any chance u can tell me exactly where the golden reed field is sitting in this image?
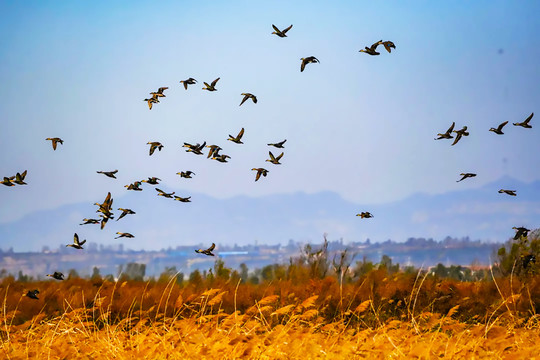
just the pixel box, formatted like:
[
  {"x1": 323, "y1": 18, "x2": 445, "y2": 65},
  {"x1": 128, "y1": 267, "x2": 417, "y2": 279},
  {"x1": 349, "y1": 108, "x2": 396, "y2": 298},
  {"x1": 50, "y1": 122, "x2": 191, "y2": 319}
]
[{"x1": 1, "y1": 266, "x2": 540, "y2": 360}]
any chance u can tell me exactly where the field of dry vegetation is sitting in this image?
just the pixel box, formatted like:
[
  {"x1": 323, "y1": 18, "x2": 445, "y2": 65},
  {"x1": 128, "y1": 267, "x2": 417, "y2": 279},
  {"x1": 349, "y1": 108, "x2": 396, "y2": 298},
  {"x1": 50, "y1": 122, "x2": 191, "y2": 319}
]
[{"x1": 1, "y1": 259, "x2": 540, "y2": 360}]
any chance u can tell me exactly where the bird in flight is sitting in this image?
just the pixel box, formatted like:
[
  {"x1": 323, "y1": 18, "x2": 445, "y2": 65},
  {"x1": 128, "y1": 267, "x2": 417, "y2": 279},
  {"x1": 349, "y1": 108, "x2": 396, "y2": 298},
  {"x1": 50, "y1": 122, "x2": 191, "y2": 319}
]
[
  {"x1": 206, "y1": 144, "x2": 222, "y2": 158},
  {"x1": 1, "y1": 177, "x2": 14, "y2": 187},
  {"x1": 379, "y1": 40, "x2": 396, "y2": 53},
  {"x1": 228, "y1": 128, "x2": 245, "y2": 144},
  {"x1": 202, "y1": 77, "x2": 220, "y2": 91},
  {"x1": 150, "y1": 87, "x2": 168, "y2": 98},
  {"x1": 174, "y1": 196, "x2": 191, "y2": 202},
  {"x1": 156, "y1": 188, "x2": 175, "y2": 198},
  {"x1": 271, "y1": 24, "x2": 293, "y2": 37},
  {"x1": 251, "y1": 168, "x2": 269, "y2": 181},
  {"x1": 66, "y1": 233, "x2": 86, "y2": 249},
  {"x1": 46, "y1": 272, "x2": 65, "y2": 280},
  {"x1": 80, "y1": 218, "x2": 100, "y2": 225},
  {"x1": 115, "y1": 232, "x2": 135, "y2": 239},
  {"x1": 300, "y1": 56, "x2": 319, "y2": 72},
  {"x1": 456, "y1": 173, "x2": 476, "y2": 182},
  {"x1": 359, "y1": 40, "x2": 382, "y2": 56},
  {"x1": 498, "y1": 189, "x2": 517, "y2": 196},
  {"x1": 212, "y1": 154, "x2": 231, "y2": 163},
  {"x1": 97, "y1": 170, "x2": 118, "y2": 179},
  {"x1": 143, "y1": 96, "x2": 159, "y2": 110},
  {"x1": 177, "y1": 171, "x2": 195, "y2": 178},
  {"x1": 512, "y1": 226, "x2": 530, "y2": 240},
  {"x1": 125, "y1": 181, "x2": 143, "y2": 191},
  {"x1": 268, "y1": 139, "x2": 286, "y2": 148},
  {"x1": 142, "y1": 177, "x2": 161, "y2": 185},
  {"x1": 46, "y1": 137, "x2": 64, "y2": 150},
  {"x1": 239, "y1": 93, "x2": 257, "y2": 106},
  {"x1": 451, "y1": 126, "x2": 469, "y2": 146},
  {"x1": 180, "y1": 78, "x2": 197, "y2": 90},
  {"x1": 147, "y1": 142, "x2": 163, "y2": 156},
  {"x1": 13, "y1": 170, "x2": 27, "y2": 185},
  {"x1": 489, "y1": 121, "x2": 508, "y2": 135},
  {"x1": 513, "y1": 112, "x2": 533, "y2": 128},
  {"x1": 117, "y1": 208, "x2": 135, "y2": 221},
  {"x1": 356, "y1": 212, "x2": 374, "y2": 218},
  {"x1": 25, "y1": 290, "x2": 40, "y2": 300},
  {"x1": 183, "y1": 142, "x2": 206, "y2": 155},
  {"x1": 435, "y1": 122, "x2": 455, "y2": 140},
  {"x1": 195, "y1": 243, "x2": 215, "y2": 256},
  {"x1": 266, "y1": 151, "x2": 284, "y2": 165}
]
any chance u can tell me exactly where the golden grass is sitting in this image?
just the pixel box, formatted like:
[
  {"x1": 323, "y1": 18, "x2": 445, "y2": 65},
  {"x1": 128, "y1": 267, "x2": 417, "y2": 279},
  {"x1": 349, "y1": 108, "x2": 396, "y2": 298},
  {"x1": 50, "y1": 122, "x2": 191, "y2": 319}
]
[{"x1": 1, "y1": 272, "x2": 539, "y2": 359}]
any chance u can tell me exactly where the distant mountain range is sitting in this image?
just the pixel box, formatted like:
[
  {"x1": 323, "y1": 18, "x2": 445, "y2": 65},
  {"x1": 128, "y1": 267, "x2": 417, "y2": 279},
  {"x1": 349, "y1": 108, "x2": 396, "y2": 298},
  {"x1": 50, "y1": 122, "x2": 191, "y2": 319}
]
[{"x1": 0, "y1": 176, "x2": 538, "y2": 252}]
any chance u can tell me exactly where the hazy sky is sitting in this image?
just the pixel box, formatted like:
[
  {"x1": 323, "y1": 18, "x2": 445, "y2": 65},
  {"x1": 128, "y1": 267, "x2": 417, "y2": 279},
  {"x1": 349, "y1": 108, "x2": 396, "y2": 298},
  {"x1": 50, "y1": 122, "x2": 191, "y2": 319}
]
[{"x1": 1, "y1": 1, "x2": 540, "y2": 225}]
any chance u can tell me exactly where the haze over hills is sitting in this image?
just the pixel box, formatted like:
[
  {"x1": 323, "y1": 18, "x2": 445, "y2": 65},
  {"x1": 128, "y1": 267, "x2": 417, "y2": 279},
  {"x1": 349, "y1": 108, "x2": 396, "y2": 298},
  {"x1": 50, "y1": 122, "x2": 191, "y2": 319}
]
[{"x1": 0, "y1": 176, "x2": 538, "y2": 252}]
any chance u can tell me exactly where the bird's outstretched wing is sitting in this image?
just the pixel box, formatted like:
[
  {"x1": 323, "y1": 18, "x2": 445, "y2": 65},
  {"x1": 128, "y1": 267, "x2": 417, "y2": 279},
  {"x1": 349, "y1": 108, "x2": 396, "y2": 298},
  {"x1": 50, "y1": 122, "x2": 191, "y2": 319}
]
[{"x1": 282, "y1": 24, "x2": 293, "y2": 34}]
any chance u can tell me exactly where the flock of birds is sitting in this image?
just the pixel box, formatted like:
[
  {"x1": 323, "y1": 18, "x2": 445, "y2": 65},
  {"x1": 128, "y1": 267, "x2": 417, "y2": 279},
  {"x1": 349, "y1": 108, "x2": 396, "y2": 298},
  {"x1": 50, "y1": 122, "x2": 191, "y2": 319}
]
[{"x1": 1, "y1": 24, "x2": 535, "y2": 300}]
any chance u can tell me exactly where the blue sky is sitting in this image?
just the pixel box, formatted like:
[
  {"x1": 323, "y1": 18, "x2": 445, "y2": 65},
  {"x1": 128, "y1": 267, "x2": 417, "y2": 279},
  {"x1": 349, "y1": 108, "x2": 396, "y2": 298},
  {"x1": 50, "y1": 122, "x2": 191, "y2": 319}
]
[{"x1": 1, "y1": 1, "x2": 539, "y2": 228}]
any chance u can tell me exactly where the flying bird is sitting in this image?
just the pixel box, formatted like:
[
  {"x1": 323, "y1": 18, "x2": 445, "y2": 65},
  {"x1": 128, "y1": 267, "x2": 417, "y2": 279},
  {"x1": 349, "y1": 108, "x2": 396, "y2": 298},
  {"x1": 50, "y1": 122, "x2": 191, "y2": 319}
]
[
  {"x1": 512, "y1": 226, "x2": 530, "y2": 240},
  {"x1": 147, "y1": 142, "x2": 163, "y2": 156},
  {"x1": 117, "y1": 208, "x2": 135, "y2": 221},
  {"x1": 522, "y1": 254, "x2": 536, "y2": 269},
  {"x1": 206, "y1": 145, "x2": 222, "y2": 158},
  {"x1": 100, "y1": 216, "x2": 109, "y2": 230},
  {"x1": 95, "y1": 192, "x2": 113, "y2": 216},
  {"x1": 227, "y1": 128, "x2": 245, "y2": 144},
  {"x1": 359, "y1": 40, "x2": 382, "y2": 56},
  {"x1": 1, "y1": 177, "x2": 14, "y2": 187},
  {"x1": 380, "y1": 40, "x2": 396, "y2": 53},
  {"x1": 251, "y1": 168, "x2": 269, "y2": 181},
  {"x1": 150, "y1": 87, "x2": 168, "y2": 98},
  {"x1": 239, "y1": 93, "x2": 257, "y2": 106},
  {"x1": 174, "y1": 196, "x2": 191, "y2": 202},
  {"x1": 300, "y1": 56, "x2": 319, "y2": 72},
  {"x1": 513, "y1": 112, "x2": 533, "y2": 128},
  {"x1": 143, "y1": 96, "x2": 159, "y2": 110},
  {"x1": 115, "y1": 232, "x2": 134, "y2": 239},
  {"x1": 268, "y1": 139, "x2": 286, "y2": 148},
  {"x1": 499, "y1": 189, "x2": 517, "y2": 196},
  {"x1": 456, "y1": 173, "x2": 476, "y2": 182},
  {"x1": 489, "y1": 121, "x2": 508, "y2": 135},
  {"x1": 356, "y1": 212, "x2": 374, "y2": 218},
  {"x1": 156, "y1": 188, "x2": 175, "y2": 198},
  {"x1": 46, "y1": 272, "x2": 64, "y2": 280},
  {"x1": 202, "y1": 77, "x2": 220, "y2": 91},
  {"x1": 142, "y1": 177, "x2": 161, "y2": 185},
  {"x1": 212, "y1": 154, "x2": 231, "y2": 163},
  {"x1": 125, "y1": 181, "x2": 143, "y2": 191},
  {"x1": 66, "y1": 233, "x2": 86, "y2": 250},
  {"x1": 271, "y1": 24, "x2": 293, "y2": 37},
  {"x1": 266, "y1": 151, "x2": 284, "y2": 165},
  {"x1": 177, "y1": 171, "x2": 195, "y2": 178},
  {"x1": 96, "y1": 170, "x2": 118, "y2": 179},
  {"x1": 46, "y1": 137, "x2": 63, "y2": 150},
  {"x1": 183, "y1": 142, "x2": 206, "y2": 155},
  {"x1": 435, "y1": 122, "x2": 455, "y2": 140},
  {"x1": 451, "y1": 126, "x2": 469, "y2": 146},
  {"x1": 13, "y1": 170, "x2": 27, "y2": 185},
  {"x1": 80, "y1": 218, "x2": 100, "y2": 225},
  {"x1": 180, "y1": 78, "x2": 197, "y2": 90},
  {"x1": 25, "y1": 290, "x2": 40, "y2": 300},
  {"x1": 195, "y1": 243, "x2": 215, "y2": 256}
]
